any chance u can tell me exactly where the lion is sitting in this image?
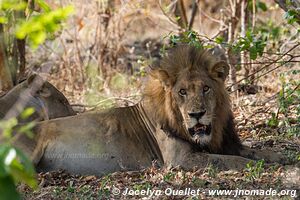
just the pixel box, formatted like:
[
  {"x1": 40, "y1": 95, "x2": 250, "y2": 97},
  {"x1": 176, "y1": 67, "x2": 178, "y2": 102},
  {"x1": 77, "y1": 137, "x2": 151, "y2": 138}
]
[
  {"x1": 9, "y1": 45, "x2": 285, "y2": 175},
  {"x1": 0, "y1": 74, "x2": 76, "y2": 122}
]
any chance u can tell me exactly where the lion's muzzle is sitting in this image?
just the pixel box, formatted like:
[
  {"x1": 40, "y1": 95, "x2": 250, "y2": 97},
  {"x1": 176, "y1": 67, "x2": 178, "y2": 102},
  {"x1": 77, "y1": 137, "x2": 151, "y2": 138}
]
[
  {"x1": 188, "y1": 110, "x2": 206, "y2": 121},
  {"x1": 187, "y1": 110, "x2": 212, "y2": 146},
  {"x1": 187, "y1": 110, "x2": 212, "y2": 136},
  {"x1": 188, "y1": 123, "x2": 212, "y2": 136}
]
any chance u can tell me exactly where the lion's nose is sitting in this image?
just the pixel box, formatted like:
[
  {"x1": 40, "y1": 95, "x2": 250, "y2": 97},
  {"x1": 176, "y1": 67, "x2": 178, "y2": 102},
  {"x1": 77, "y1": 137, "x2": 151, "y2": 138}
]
[{"x1": 188, "y1": 110, "x2": 206, "y2": 120}]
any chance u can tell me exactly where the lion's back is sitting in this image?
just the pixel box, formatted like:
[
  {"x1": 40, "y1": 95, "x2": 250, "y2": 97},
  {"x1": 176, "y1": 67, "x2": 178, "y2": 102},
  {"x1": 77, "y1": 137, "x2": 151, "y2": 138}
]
[{"x1": 36, "y1": 106, "x2": 161, "y2": 175}]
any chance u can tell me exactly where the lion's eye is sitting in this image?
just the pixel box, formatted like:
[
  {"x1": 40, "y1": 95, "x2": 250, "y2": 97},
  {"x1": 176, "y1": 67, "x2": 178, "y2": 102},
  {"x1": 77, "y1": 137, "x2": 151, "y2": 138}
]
[
  {"x1": 203, "y1": 85, "x2": 210, "y2": 93},
  {"x1": 178, "y1": 89, "x2": 187, "y2": 96}
]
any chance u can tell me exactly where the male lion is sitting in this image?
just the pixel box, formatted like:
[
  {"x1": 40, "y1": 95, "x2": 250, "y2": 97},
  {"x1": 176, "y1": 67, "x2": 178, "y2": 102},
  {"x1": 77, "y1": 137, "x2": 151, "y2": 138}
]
[{"x1": 10, "y1": 45, "x2": 284, "y2": 175}]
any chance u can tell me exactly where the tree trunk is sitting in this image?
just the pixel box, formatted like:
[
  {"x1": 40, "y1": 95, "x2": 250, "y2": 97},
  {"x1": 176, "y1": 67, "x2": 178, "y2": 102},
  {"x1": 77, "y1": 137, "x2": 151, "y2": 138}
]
[
  {"x1": 17, "y1": 39, "x2": 26, "y2": 82},
  {"x1": 0, "y1": 24, "x2": 13, "y2": 91}
]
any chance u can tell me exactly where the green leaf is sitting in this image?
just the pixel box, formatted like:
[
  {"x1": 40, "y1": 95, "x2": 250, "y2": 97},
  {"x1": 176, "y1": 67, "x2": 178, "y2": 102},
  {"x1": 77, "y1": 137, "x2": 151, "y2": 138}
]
[
  {"x1": 15, "y1": 5, "x2": 74, "y2": 48},
  {"x1": 1, "y1": 0, "x2": 27, "y2": 11},
  {"x1": 175, "y1": 16, "x2": 181, "y2": 21},
  {"x1": 267, "y1": 113, "x2": 279, "y2": 127},
  {"x1": 7, "y1": 148, "x2": 37, "y2": 189},
  {"x1": 284, "y1": 9, "x2": 299, "y2": 24},
  {"x1": 0, "y1": 176, "x2": 20, "y2": 200},
  {"x1": 0, "y1": 145, "x2": 37, "y2": 189},
  {"x1": 35, "y1": 0, "x2": 52, "y2": 12},
  {"x1": 249, "y1": 46, "x2": 258, "y2": 60},
  {"x1": 20, "y1": 107, "x2": 35, "y2": 120},
  {"x1": 15, "y1": 20, "x2": 43, "y2": 39},
  {"x1": 0, "y1": 145, "x2": 11, "y2": 177},
  {"x1": 257, "y1": 2, "x2": 267, "y2": 11},
  {"x1": 271, "y1": 27, "x2": 280, "y2": 39},
  {"x1": 0, "y1": 118, "x2": 18, "y2": 139},
  {"x1": 255, "y1": 41, "x2": 266, "y2": 56},
  {"x1": 215, "y1": 36, "x2": 224, "y2": 44},
  {"x1": 17, "y1": 122, "x2": 35, "y2": 138},
  {"x1": 246, "y1": 30, "x2": 253, "y2": 41},
  {"x1": 30, "y1": 31, "x2": 47, "y2": 48},
  {"x1": 0, "y1": 16, "x2": 8, "y2": 24}
]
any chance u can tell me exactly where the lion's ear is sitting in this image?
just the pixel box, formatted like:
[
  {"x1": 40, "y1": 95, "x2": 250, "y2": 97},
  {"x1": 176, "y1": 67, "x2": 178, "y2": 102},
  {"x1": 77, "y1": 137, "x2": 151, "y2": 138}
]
[
  {"x1": 27, "y1": 74, "x2": 47, "y2": 96},
  {"x1": 27, "y1": 74, "x2": 44, "y2": 86},
  {"x1": 210, "y1": 61, "x2": 229, "y2": 81},
  {"x1": 151, "y1": 69, "x2": 172, "y2": 89}
]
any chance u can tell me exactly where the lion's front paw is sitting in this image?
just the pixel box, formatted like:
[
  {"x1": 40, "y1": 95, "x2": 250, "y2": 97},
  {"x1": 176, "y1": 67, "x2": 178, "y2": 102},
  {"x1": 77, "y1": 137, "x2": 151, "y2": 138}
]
[{"x1": 240, "y1": 146, "x2": 288, "y2": 164}]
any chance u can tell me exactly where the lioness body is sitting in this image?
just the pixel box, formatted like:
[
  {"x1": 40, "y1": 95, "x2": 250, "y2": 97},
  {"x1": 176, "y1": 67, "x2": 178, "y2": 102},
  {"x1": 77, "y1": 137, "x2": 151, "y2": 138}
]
[
  {"x1": 0, "y1": 74, "x2": 75, "y2": 122},
  {"x1": 10, "y1": 45, "x2": 285, "y2": 175}
]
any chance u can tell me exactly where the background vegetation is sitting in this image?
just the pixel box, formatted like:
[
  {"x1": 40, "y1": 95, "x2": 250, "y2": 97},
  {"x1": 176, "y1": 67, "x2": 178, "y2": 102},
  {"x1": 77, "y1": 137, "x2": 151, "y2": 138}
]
[{"x1": 0, "y1": 0, "x2": 299, "y2": 199}]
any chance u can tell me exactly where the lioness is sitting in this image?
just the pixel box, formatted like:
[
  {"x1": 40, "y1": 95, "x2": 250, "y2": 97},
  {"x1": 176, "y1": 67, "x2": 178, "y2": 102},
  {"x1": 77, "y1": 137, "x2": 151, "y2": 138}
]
[
  {"x1": 0, "y1": 74, "x2": 75, "y2": 122},
  {"x1": 11, "y1": 45, "x2": 284, "y2": 175}
]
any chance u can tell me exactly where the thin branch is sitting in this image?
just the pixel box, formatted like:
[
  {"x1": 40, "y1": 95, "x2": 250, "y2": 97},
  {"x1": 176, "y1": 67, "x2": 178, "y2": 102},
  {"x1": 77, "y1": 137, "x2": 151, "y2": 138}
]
[
  {"x1": 158, "y1": 0, "x2": 182, "y2": 30},
  {"x1": 174, "y1": 0, "x2": 188, "y2": 29},
  {"x1": 188, "y1": 0, "x2": 199, "y2": 30},
  {"x1": 227, "y1": 43, "x2": 300, "y2": 90},
  {"x1": 199, "y1": 9, "x2": 224, "y2": 24},
  {"x1": 229, "y1": 56, "x2": 295, "y2": 94},
  {"x1": 232, "y1": 60, "x2": 300, "y2": 65},
  {"x1": 285, "y1": 83, "x2": 300, "y2": 99}
]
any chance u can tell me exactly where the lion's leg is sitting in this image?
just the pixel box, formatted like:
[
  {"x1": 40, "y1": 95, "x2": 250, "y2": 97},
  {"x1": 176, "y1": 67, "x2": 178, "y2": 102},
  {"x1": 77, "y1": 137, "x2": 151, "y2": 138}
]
[
  {"x1": 178, "y1": 152, "x2": 252, "y2": 171},
  {"x1": 156, "y1": 128, "x2": 252, "y2": 171},
  {"x1": 30, "y1": 125, "x2": 50, "y2": 166},
  {"x1": 30, "y1": 139, "x2": 48, "y2": 166},
  {"x1": 239, "y1": 145, "x2": 287, "y2": 164}
]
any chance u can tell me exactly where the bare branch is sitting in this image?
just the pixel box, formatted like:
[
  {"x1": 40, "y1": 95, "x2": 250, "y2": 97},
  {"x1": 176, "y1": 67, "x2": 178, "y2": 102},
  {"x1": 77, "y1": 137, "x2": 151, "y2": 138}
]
[
  {"x1": 174, "y1": 0, "x2": 188, "y2": 29},
  {"x1": 188, "y1": 0, "x2": 199, "y2": 30},
  {"x1": 158, "y1": 0, "x2": 182, "y2": 30},
  {"x1": 228, "y1": 43, "x2": 300, "y2": 93}
]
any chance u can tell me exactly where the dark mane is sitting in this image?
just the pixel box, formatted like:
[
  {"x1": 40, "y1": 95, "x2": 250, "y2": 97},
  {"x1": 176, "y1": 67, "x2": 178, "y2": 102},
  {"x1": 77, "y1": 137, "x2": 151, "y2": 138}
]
[{"x1": 143, "y1": 45, "x2": 242, "y2": 155}]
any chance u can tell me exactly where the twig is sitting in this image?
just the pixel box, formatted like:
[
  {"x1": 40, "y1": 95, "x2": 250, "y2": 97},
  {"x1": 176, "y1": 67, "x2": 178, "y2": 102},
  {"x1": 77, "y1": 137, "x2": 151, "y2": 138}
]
[
  {"x1": 174, "y1": 0, "x2": 188, "y2": 29},
  {"x1": 232, "y1": 60, "x2": 300, "y2": 65},
  {"x1": 199, "y1": 9, "x2": 223, "y2": 24},
  {"x1": 227, "y1": 43, "x2": 300, "y2": 91},
  {"x1": 229, "y1": 56, "x2": 295, "y2": 94},
  {"x1": 285, "y1": 83, "x2": 300, "y2": 99},
  {"x1": 188, "y1": 0, "x2": 199, "y2": 30},
  {"x1": 158, "y1": 0, "x2": 182, "y2": 30}
]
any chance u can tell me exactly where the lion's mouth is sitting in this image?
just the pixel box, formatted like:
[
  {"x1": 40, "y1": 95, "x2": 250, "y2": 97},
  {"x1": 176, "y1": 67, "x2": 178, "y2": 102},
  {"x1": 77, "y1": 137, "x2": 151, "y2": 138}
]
[{"x1": 188, "y1": 123, "x2": 212, "y2": 136}]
